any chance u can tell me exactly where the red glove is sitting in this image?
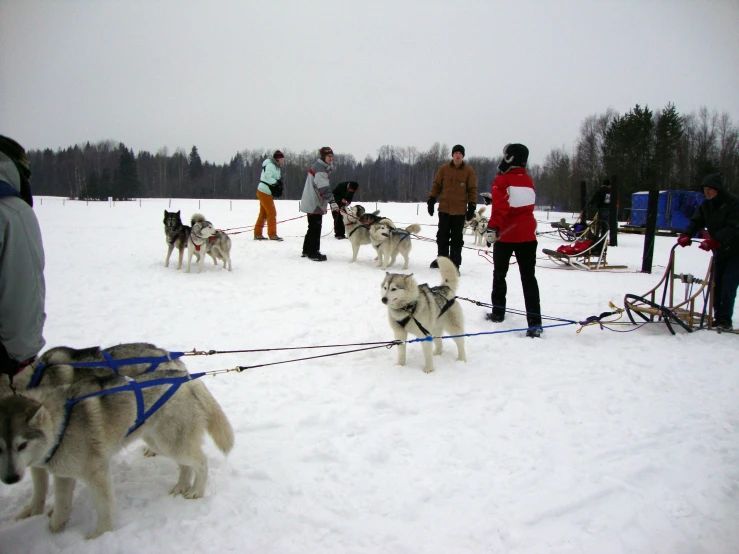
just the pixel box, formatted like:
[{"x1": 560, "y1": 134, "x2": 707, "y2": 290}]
[
  {"x1": 699, "y1": 239, "x2": 721, "y2": 251},
  {"x1": 677, "y1": 234, "x2": 692, "y2": 247}
]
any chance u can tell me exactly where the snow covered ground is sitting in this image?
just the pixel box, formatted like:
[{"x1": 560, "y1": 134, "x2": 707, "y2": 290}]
[{"x1": 1, "y1": 197, "x2": 738, "y2": 554}]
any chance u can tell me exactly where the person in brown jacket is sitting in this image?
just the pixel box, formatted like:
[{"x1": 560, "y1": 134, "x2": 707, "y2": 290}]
[{"x1": 427, "y1": 144, "x2": 478, "y2": 269}]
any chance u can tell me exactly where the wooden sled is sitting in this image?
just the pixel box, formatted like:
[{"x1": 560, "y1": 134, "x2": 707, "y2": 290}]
[
  {"x1": 623, "y1": 244, "x2": 714, "y2": 334},
  {"x1": 542, "y1": 220, "x2": 627, "y2": 270}
]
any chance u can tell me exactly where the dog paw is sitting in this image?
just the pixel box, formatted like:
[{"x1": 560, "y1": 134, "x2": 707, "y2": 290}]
[
  {"x1": 182, "y1": 488, "x2": 204, "y2": 500},
  {"x1": 85, "y1": 527, "x2": 110, "y2": 540},
  {"x1": 170, "y1": 483, "x2": 189, "y2": 496},
  {"x1": 143, "y1": 447, "x2": 158, "y2": 457},
  {"x1": 16, "y1": 503, "x2": 44, "y2": 520},
  {"x1": 48, "y1": 514, "x2": 69, "y2": 533},
  {"x1": 423, "y1": 367, "x2": 435, "y2": 374}
]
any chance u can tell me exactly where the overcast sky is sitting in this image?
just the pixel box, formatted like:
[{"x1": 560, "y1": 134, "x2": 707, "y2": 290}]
[{"x1": 1, "y1": 0, "x2": 738, "y2": 166}]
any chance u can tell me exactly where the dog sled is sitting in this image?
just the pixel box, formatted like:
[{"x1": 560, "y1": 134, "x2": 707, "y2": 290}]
[
  {"x1": 541, "y1": 219, "x2": 626, "y2": 270},
  {"x1": 623, "y1": 244, "x2": 714, "y2": 334}
]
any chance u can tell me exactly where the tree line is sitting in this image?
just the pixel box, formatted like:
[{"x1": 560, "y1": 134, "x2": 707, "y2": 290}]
[{"x1": 26, "y1": 104, "x2": 738, "y2": 213}]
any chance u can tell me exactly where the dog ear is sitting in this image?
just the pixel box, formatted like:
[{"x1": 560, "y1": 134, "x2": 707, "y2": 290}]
[{"x1": 26, "y1": 402, "x2": 47, "y2": 429}]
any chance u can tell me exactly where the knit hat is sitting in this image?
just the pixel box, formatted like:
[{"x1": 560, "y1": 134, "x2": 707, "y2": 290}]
[
  {"x1": 701, "y1": 173, "x2": 724, "y2": 193},
  {"x1": 319, "y1": 146, "x2": 334, "y2": 161},
  {"x1": 497, "y1": 143, "x2": 529, "y2": 174},
  {"x1": 452, "y1": 144, "x2": 465, "y2": 157},
  {"x1": 273, "y1": 150, "x2": 284, "y2": 160}
]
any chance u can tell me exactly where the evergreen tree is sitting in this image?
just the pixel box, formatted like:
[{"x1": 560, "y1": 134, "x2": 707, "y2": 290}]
[
  {"x1": 189, "y1": 145, "x2": 203, "y2": 180},
  {"x1": 112, "y1": 143, "x2": 140, "y2": 199},
  {"x1": 653, "y1": 103, "x2": 684, "y2": 189}
]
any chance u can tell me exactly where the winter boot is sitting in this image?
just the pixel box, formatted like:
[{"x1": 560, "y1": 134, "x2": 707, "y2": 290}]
[{"x1": 254, "y1": 235, "x2": 267, "y2": 241}]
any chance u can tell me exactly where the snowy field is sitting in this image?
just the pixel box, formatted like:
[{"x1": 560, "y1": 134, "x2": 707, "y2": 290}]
[{"x1": 1, "y1": 197, "x2": 738, "y2": 554}]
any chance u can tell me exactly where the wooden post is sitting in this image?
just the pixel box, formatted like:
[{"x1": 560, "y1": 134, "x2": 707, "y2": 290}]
[
  {"x1": 609, "y1": 175, "x2": 619, "y2": 247},
  {"x1": 641, "y1": 189, "x2": 659, "y2": 273},
  {"x1": 579, "y1": 181, "x2": 587, "y2": 218}
]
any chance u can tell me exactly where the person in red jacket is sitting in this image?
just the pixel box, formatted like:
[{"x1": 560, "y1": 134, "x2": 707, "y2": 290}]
[{"x1": 485, "y1": 143, "x2": 543, "y2": 337}]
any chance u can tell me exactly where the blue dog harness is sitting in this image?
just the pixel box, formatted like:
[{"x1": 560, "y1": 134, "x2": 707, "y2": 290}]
[
  {"x1": 42, "y1": 371, "x2": 205, "y2": 464},
  {"x1": 28, "y1": 350, "x2": 186, "y2": 389}
]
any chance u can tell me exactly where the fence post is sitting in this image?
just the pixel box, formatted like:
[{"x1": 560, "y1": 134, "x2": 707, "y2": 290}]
[
  {"x1": 63, "y1": 199, "x2": 65, "y2": 206},
  {"x1": 641, "y1": 189, "x2": 659, "y2": 273},
  {"x1": 169, "y1": 199, "x2": 172, "y2": 208},
  {"x1": 609, "y1": 175, "x2": 619, "y2": 247},
  {"x1": 579, "y1": 181, "x2": 587, "y2": 217},
  {"x1": 199, "y1": 199, "x2": 201, "y2": 209},
  {"x1": 230, "y1": 200, "x2": 232, "y2": 211}
]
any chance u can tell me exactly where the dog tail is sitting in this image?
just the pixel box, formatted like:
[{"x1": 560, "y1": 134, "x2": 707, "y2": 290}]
[
  {"x1": 371, "y1": 209, "x2": 380, "y2": 216},
  {"x1": 477, "y1": 206, "x2": 486, "y2": 216},
  {"x1": 200, "y1": 388, "x2": 235, "y2": 455},
  {"x1": 404, "y1": 223, "x2": 421, "y2": 235},
  {"x1": 436, "y1": 256, "x2": 459, "y2": 294},
  {"x1": 191, "y1": 213, "x2": 206, "y2": 226}
]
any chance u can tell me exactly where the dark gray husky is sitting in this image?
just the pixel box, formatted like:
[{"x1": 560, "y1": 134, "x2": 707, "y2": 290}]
[{"x1": 163, "y1": 210, "x2": 191, "y2": 270}]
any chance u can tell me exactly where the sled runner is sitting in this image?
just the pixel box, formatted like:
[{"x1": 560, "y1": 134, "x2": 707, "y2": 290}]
[{"x1": 623, "y1": 244, "x2": 714, "y2": 334}]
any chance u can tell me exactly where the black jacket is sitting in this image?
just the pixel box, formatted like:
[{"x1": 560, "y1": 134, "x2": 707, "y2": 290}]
[
  {"x1": 587, "y1": 185, "x2": 611, "y2": 211},
  {"x1": 332, "y1": 181, "x2": 358, "y2": 206},
  {"x1": 684, "y1": 191, "x2": 739, "y2": 256}
]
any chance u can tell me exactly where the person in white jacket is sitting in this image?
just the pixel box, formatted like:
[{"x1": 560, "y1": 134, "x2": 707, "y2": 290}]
[
  {"x1": 254, "y1": 150, "x2": 285, "y2": 241},
  {"x1": 0, "y1": 135, "x2": 46, "y2": 382}
]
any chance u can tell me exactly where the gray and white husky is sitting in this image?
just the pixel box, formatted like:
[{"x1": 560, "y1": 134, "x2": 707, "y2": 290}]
[
  {"x1": 0, "y1": 370, "x2": 234, "y2": 539},
  {"x1": 381, "y1": 256, "x2": 467, "y2": 373},
  {"x1": 465, "y1": 206, "x2": 487, "y2": 236},
  {"x1": 369, "y1": 219, "x2": 421, "y2": 270},
  {"x1": 342, "y1": 205, "x2": 384, "y2": 264},
  {"x1": 187, "y1": 213, "x2": 233, "y2": 273},
  {"x1": 163, "y1": 210, "x2": 191, "y2": 270}
]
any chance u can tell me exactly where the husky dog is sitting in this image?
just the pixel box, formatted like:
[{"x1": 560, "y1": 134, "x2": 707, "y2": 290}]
[
  {"x1": 465, "y1": 206, "x2": 487, "y2": 236},
  {"x1": 381, "y1": 256, "x2": 467, "y2": 373},
  {"x1": 187, "y1": 214, "x2": 233, "y2": 273},
  {"x1": 474, "y1": 216, "x2": 490, "y2": 246},
  {"x1": 342, "y1": 205, "x2": 384, "y2": 264},
  {"x1": 0, "y1": 370, "x2": 234, "y2": 539},
  {"x1": 163, "y1": 210, "x2": 191, "y2": 270},
  {"x1": 369, "y1": 219, "x2": 421, "y2": 270},
  {"x1": 1, "y1": 342, "x2": 187, "y2": 394}
]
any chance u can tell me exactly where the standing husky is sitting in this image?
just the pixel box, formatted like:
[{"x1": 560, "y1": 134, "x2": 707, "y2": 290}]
[
  {"x1": 465, "y1": 206, "x2": 487, "y2": 236},
  {"x1": 369, "y1": 219, "x2": 421, "y2": 270},
  {"x1": 187, "y1": 214, "x2": 233, "y2": 273},
  {"x1": 342, "y1": 205, "x2": 384, "y2": 264},
  {"x1": 381, "y1": 256, "x2": 466, "y2": 373},
  {"x1": 163, "y1": 210, "x2": 191, "y2": 270},
  {"x1": 474, "y1": 216, "x2": 490, "y2": 246},
  {"x1": 0, "y1": 370, "x2": 234, "y2": 539}
]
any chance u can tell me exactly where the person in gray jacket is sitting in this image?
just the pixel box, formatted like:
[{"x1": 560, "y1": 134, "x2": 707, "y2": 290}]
[
  {"x1": 300, "y1": 147, "x2": 338, "y2": 261},
  {"x1": 0, "y1": 135, "x2": 46, "y2": 381}
]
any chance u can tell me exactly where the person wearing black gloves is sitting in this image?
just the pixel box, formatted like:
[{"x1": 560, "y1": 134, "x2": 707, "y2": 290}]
[
  {"x1": 427, "y1": 144, "x2": 477, "y2": 270},
  {"x1": 0, "y1": 135, "x2": 46, "y2": 383},
  {"x1": 677, "y1": 174, "x2": 739, "y2": 330},
  {"x1": 331, "y1": 181, "x2": 359, "y2": 239}
]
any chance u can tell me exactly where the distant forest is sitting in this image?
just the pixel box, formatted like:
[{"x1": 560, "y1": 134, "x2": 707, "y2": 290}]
[{"x1": 27, "y1": 103, "x2": 738, "y2": 213}]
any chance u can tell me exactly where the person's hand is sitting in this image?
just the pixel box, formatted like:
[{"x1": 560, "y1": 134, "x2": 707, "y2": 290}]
[
  {"x1": 330, "y1": 202, "x2": 339, "y2": 212},
  {"x1": 0, "y1": 343, "x2": 20, "y2": 379},
  {"x1": 699, "y1": 239, "x2": 721, "y2": 251},
  {"x1": 341, "y1": 199, "x2": 348, "y2": 206},
  {"x1": 427, "y1": 197, "x2": 436, "y2": 217},
  {"x1": 677, "y1": 234, "x2": 692, "y2": 247},
  {"x1": 465, "y1": 202, "x2": 476, "y2": 221},
  {"x1": 486, "y1": 227, "x2": 499, "y2": 247}
]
